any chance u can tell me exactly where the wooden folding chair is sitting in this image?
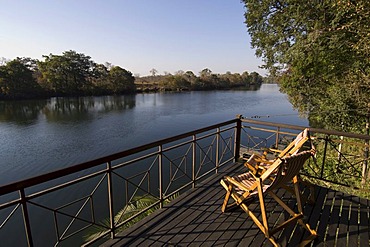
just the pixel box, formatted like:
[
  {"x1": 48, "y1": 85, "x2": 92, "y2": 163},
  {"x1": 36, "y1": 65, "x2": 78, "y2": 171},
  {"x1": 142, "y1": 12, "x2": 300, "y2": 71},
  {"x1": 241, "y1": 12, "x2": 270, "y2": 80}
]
[
  {"x1": 220, "y1": 149, "x2": 317, "y2": 247},
  {"x1": 244, "y1": 128, "x2": 316, "y2": 203}
]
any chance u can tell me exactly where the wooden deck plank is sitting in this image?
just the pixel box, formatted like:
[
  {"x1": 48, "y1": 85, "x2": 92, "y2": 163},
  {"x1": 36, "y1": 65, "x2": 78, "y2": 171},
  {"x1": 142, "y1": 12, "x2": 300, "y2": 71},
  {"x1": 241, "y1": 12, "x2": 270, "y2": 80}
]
[
  {"x1": 348, "y1": 196, "x2": 359, "y2": 246},
  {"x1": 167, "y1": 187, "x2": 225, "y2": 245},
  {"x1": 305, "y1": 185, "x2": 328, "y2": 247},
  {"x1": 325, "y1": 190, "x2": 342, "y2": 246},
  {"x1": 284, "y1": 185, "x2": 314, "y2": 247},
  {"x1": 313, "y1": 189, "x2": 336, "y2": 246},
  {"x1": 101, "y1": 164, "x2": 370, "y2": 247},
  {"x1": 336, "y1": 193, "x2": 351, "y2": 247},
  {"x1": 359, "y1": 197, "x2": 369, "y2": 247},
  {"x1": 223, "y1": 199, "x2": 261, "y2": 247}
]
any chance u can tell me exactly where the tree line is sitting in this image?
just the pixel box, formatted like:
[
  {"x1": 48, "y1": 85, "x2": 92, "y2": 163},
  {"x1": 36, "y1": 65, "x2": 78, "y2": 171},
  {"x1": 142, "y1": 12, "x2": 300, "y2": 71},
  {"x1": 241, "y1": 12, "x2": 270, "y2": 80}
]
[
  {"x1": 0, "y1": 50, "x2": 264, "y2": 100},
  {"x1": 136, "y1": 69, "x2": 263, "y2": 92},
  {"x1": 0, "y1": 50, "x2": 136, "y2": 100},
  {"x1": 243, "y1": 0, "x2": 370, "y2": 132}
]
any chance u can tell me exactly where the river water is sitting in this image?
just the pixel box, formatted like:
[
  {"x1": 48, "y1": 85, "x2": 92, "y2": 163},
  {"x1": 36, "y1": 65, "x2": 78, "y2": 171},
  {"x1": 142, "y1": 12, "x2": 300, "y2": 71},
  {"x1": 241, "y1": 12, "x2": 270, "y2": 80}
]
[{"x1": 0, "y1": 84, "x2": 308, "y2": 186}]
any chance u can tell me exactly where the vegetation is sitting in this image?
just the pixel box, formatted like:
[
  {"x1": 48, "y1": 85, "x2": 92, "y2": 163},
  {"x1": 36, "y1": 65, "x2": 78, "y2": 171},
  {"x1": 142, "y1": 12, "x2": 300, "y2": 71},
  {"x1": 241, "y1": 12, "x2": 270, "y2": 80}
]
[
  {"x1": 0, "y1": 51, "x2": 264, "y2": 100},
  {"x1": 136, "y1": 69, "x2": 263, "y2": 92},
  {"x1": 242, "y1": 0, "x2": 370, "y2": 133},
  {"x1": 0, "y1": 51, "x2": 136, "y2": 99}
]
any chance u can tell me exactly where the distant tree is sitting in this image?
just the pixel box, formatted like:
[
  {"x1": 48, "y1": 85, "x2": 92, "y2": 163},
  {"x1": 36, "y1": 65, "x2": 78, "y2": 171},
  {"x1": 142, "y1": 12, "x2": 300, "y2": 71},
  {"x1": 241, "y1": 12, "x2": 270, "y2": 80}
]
[
  {"x1": 162, "y1": 75, "x2": 190, "y2": 90},
  {"x1": 108, "y1": 66, "x2": 136, "y2": 93},
  {"x1": 37, "y1": 50, "x2": 94, "y2": 95},
  {"x1": 150, "y1": 68, "x2": 158, "y2": 76},
  {"x1": 199, "y1": 68, "x2": 212, "y2": 78},
  {"x1": 241, "y1": 71, "x2": 250, "y2": 86},
  {"x1": 175, "y1": 70, "x2": 184, "y2": 76},
  {"x1": 91, "y1": 63, "x2": 109, "y2": 94},
  {"x1": 0, "y1": 58, "x2": 42, "y2": 99},
  {"x1": 249, "y1": 72, "x2": 263, "y2": 85}
]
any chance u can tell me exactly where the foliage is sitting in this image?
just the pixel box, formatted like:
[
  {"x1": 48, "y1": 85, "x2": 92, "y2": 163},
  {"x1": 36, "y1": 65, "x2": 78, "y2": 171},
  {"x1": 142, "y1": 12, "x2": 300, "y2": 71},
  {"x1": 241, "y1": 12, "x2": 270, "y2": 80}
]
[
  {"x1": 0, "y1": 50, "x2": 136, "y2": 98},
  {"x1": 1, "y1": 49, "x2": 266, "y2": 99},
  {"x1": 37, "y1": 50, "x2": 94, "y2": 95},
  {"x1": 242, "y1": 0, "x2": 370, "y2": 132},
  {"x1": 0, "y1": 57, "x2": 42, "y2": 99},
  {"x1": 108, "y1": 66, "x2": 136, "y2": 93},
  {"x1": 137, "y1": 68, "x2": 263, "y2": 91}
]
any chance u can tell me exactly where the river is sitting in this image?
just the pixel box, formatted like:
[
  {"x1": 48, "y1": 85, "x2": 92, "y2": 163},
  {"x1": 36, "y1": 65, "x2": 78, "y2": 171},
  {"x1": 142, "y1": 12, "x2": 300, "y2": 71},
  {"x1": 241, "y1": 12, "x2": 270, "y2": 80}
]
[{"x1": 0, "y1": 84, "x2": 308, "y2": 186}]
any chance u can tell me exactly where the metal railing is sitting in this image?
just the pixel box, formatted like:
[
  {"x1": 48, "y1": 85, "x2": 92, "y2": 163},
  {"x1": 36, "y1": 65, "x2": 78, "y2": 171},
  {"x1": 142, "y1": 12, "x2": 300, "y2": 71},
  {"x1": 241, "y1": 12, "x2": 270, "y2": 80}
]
[
  {"x1": 1, "y1": 115, "x2": 370, "y2": 246},
  {"x1": 0, "y1": 119, "x2": 239, "y2": 246}
]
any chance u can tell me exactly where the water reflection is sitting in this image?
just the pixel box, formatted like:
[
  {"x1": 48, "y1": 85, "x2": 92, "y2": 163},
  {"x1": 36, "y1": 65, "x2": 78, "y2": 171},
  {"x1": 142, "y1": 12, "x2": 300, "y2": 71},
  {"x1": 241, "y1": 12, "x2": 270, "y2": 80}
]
[
  {"x1": 0, "y1": 95, "x2": 137, "y2": 124},
  {"x1": 0, "y1": 100, "x2": 47, "y2": 125}
]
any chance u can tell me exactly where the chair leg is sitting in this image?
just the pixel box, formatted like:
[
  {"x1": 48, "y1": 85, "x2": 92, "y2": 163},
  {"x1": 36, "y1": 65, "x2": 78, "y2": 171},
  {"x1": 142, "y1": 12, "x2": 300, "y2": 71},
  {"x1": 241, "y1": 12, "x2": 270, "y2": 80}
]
[
  {"x1": 267, "y1": 236, "x2": 280, "y2": 247},
  {"x1": 221, "y1": 182, "x2": 233, "y2": 213}
]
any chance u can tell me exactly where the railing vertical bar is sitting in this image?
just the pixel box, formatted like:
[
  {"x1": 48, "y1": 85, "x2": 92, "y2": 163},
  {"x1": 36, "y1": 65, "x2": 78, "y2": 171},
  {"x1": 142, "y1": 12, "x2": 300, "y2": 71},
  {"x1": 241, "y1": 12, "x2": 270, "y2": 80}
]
[
  {"x1": 53, "y1": 211, "x2": 60, "y2": 244},
  {"x1": 275, "y1": 127, "x2": 280, "y2": 148},
  {"x1": 19, "y1": 189, "x2": 33, "y2": 247},
  {"x1": 90, "y1": 195, "x2": 96, "y2": 224},
  {"x1": 216, "y1": 127, "x2": 220, "y2": 173},
  {"x1": 158, "y1": 145, "x2": 163, "y2": 208},
  {"x1": 192, "y1": 135, "x2": 196, "y2": 188},
  {"x1": 125, "y1": 180, "x2": 128, "y2": 206},
  {"x1": 234, "y1": 115, "x2": 242, "y2": 162},
  {"x1": 321, "y1": 135, "x2": 329, "y2": 179},
  {"x1": 106, "y1": 161, "x2": 115, "y2": 238},
  {"x1": 363, "y1": 106, "x2": 370, "y2": 183}
]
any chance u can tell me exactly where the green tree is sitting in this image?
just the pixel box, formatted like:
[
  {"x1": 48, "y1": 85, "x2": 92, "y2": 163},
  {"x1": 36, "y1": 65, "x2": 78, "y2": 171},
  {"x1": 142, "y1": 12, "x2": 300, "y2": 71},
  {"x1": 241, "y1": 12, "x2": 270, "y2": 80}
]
[
  {"x1": 91, "y1": 63, "x2": 109, "y2": 94},
  {"x1": 37, "y1": 50, "x2": 94, "y2": 95},
  {"x1": 162, "y1": 74, "x2": 190, "y2": 90},
  {"x1": 0, "y1": 58, "x2": 42, "y2": 99},
  {"x1": 108, "y1": 66, "x2": 136, "y2": 93}
]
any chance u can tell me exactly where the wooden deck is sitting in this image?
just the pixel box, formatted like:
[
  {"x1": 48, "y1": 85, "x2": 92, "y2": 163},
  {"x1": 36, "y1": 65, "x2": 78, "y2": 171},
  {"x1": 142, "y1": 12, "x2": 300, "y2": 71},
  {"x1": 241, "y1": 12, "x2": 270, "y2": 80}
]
[{"x1": 102, "y1": 164, "x2": 370, "y2": 247}]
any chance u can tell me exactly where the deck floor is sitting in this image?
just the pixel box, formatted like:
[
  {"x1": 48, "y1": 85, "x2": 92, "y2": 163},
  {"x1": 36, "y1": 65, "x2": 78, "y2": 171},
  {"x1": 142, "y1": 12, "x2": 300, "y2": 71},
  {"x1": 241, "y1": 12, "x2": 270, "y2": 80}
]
[{"x1": 102, "y1": 164, "x2": 370, "y2": 247}]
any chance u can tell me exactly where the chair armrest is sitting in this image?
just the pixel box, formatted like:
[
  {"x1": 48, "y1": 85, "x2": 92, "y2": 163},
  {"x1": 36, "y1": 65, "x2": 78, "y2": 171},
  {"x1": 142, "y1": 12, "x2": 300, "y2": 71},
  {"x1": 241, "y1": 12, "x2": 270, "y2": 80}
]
[{"x1": 224, "y1": 176, "x2": 252, "y2": 191}]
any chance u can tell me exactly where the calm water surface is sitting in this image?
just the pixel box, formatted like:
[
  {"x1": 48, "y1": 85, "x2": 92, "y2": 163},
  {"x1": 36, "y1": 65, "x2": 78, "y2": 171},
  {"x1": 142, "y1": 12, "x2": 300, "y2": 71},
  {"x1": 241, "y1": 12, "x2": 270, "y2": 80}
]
[{"x1": 0, "y1": 84, "x2": 308, "y2": 185}]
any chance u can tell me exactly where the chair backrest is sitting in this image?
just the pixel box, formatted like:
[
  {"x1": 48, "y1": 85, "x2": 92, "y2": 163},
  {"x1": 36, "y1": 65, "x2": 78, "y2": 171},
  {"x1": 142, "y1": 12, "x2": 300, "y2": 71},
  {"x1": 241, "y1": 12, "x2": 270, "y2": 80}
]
[
  {"x1": 267, "y1": 149, "x2": 314, "y2": 191},
  {"x1": 277, "y1": 128, "x2": 313, "y2": 158}
]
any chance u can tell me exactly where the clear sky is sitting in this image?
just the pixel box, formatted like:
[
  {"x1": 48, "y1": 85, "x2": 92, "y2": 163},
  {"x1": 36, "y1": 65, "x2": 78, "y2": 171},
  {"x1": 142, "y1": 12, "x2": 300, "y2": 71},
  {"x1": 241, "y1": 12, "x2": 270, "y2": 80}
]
[{"x1": 1, "y1": 0, "x2": 266, "y2": 76}]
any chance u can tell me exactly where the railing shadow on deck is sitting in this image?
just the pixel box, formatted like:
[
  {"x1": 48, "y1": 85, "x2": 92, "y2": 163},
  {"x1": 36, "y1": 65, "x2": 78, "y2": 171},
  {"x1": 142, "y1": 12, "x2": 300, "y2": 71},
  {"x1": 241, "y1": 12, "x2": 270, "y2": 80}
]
[{"x1": 0, "y1": 115, "x2": 369, "y2": 246}]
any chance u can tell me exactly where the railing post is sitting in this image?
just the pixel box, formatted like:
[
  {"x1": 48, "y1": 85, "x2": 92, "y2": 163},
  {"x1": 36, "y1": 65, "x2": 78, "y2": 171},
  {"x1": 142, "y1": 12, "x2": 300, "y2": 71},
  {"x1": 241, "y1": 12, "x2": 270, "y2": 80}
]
[
  {"x1": 192, "y1": 135, "x2": 196, "y2": 189},
  {"x1": 158, "y1": 145, "x2": 163, "y2": 208},
  {"x1": 275, "y1": 127, "x2": 280, "y2": 148},
  {"x1": 321, "y1": 135, "x2": 329, "y2": 179},
  {"x1": 234, "y1": 115, "x2": 242, "y2": 162},
  {"x1": 363, "y1": 104, "x2": 370, "y2": 184},
  {"x1": 106, "y1": 161, "x2": 115, "y2": 238},
  {"x1": 216, "y1": 127, "x2": 220, "y2": 173},
  {"x1": 19, "y1": 189, "x2": 33, "y2": 247}
]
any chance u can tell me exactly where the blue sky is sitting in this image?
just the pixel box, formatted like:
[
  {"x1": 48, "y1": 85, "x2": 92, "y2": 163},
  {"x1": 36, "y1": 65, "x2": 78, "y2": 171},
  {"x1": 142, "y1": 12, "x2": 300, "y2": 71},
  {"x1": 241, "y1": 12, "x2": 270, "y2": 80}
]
[{"x1": 1, "y1": 0, "x2": 265, "y2": 76}]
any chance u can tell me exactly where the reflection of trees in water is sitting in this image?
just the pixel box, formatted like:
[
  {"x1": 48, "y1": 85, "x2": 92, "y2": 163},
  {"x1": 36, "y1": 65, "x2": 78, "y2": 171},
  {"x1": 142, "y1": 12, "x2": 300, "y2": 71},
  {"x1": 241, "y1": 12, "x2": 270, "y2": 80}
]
[
  {"x1": 0, "y1": 100, "x2": 47, "y2": 124},
  {"x1": 96, "y1": 95, "x2": 136, "y2": 112},
  {"x1": 248, "y1": 84, "x2": 262, "y2": 91},
  {"x1": 0, "y1": 95, "x2": 137, "y2": 125},
  {"x1": 43, "y1": 95, "x2": 136, "y2": 122},
  {"x1": 43, "y1": 97, "x2": 94, "y2": 122}
]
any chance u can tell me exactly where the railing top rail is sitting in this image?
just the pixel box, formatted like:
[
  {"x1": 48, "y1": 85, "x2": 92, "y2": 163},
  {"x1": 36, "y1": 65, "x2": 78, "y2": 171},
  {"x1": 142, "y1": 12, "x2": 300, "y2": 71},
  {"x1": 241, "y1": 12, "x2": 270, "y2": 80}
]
[
  {"x1": 242, "y1": 118, "x2": 370, "y2": 141},
  {"x1": 0, "y1": 119, "x2": 238, "y2": 196}
]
